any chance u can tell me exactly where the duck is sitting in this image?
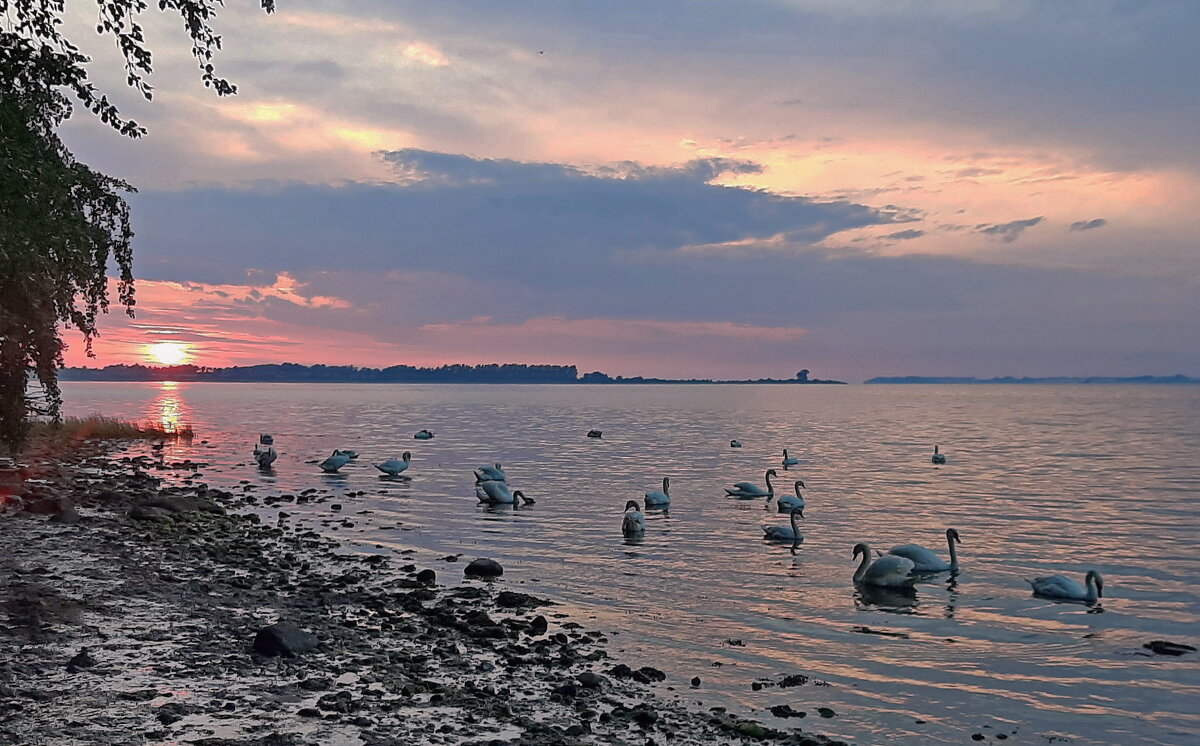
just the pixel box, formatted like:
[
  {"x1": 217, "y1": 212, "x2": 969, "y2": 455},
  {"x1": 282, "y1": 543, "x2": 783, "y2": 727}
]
[
  {"x1": 622, "y1": 500, "x2": 645, "y2": 536},
  {"x1": 476, "y1": 479, "x2": 533, "y2": 505},
  {"x1": 852, "y1": 543, "x2": 918, "y2": 587},
  {"x1": 374, "y1": 452, "x2": 412, "y2": 476},
  {"x1": 726, "y1": 469, "x2": 777, "y2": 499},
  {"x1": 781, "y1": 449, "x2": 799, "y2": 468},
  {"x1": 475, "y1": 463, "x2": 507, "y2": 482},
  {"x1": 1028, "y1": 570, "x2": 1104, "y2": 603},
  {"x1": 254, "y1": 446, "x2": 277, "y2": 469},
  {"x1": 762, "y1": 506, "x2": 804, "y2": 548},
  {"x1": 774, "y1": 480, "x2": 805, "y2": 512},
  {"x1": 644, "y1": 477, "x2": 671, "y2": 508},
  {"x1": 931, "y1": 445, "x2": 946, "y2": 464},
  {"x1": 319, "y1": 450, "x2": 352, "y2": 473},
  {"x1": 414, "y1": 429, "x2": 435, "y2": 440},
  {"x1": 730, "y1": 440, "x2": 743, "y2": 448},
  {"x1": 888, "y1": 528, "x2": 961, "y2": 573},
  {"x1": 587, "y1": 429, "x2": 603, "y2": 439}
]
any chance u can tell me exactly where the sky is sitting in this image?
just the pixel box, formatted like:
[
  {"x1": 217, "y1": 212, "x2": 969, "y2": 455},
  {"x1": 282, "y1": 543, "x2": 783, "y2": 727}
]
[{"x1": 55, "y1": 0, "x2": 1200, "y2": 380}]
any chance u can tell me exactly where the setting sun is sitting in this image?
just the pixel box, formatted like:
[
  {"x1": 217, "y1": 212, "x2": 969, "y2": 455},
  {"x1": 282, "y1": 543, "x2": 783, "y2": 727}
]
[{"x1": 146, "y1": 341, "x2": 190, "y2": 365}]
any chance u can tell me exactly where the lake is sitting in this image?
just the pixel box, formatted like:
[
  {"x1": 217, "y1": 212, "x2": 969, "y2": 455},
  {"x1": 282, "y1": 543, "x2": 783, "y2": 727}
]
[{"x1": 60, "y1": 382, "x2": 1200, "y2": 745}]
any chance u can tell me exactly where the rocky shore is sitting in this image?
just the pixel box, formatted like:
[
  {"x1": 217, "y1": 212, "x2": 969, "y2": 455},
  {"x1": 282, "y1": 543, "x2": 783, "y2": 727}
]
[{"x1": 1, "y1": 440, "x2": 849, "y2": 746}]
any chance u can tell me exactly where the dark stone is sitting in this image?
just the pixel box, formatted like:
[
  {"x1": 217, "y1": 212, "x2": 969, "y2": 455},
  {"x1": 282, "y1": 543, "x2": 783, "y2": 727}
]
[
  {"x1": 129, "y1": 505, "x2": 173, "y2": 522},
  {"x1": 1144, "y1": 640, "x2": 1197, "y2": 656},
  {"x1": 496, "y1": 591, "x2": 546, "y2": 608},
  {"x1": 529, "y1": 615, "x2": 548, "y2": 636},
  {"x1": 769, "y1": 704, "x2": 805, "y2": 719},
  {"x1": 252, "y1": 623, "x2": 319, "y2": 657},
  {"x1": 464, "y1": 558, "x2": 504, "y2": 578},
  {"x1": 298, "y1": 678, "x2": 331, "y2": 692},
  {"x1": 66, "y1": 648, "x2": 95, "y2": 673},
  {"x1": 551, "y1": 683, "x2": 577, "y2": 699},
  {"x1": 25, "y1": 496, "x2": 71, "y2": 516},
  {"x1": 577, "y1": 672, "x2": 604, "y2": 689},
  {"x1": 690, "y1": 676, "x2": 701, "y2": 687},
  {"x1": 49, "y1": 503, "x2": 82, "y2": 524},
  {"x1": 415, "y1": 569, "x2": 436, "y2": 585},
  {"x1": 817, "y1": 707, "x2": 837, "y2": 718},
  {"x1": 971, "y1": 735, "x2": 985, "y2": 742},
  {"x1": 632, "y1": 709, "x2": 658, "y2": 728}
]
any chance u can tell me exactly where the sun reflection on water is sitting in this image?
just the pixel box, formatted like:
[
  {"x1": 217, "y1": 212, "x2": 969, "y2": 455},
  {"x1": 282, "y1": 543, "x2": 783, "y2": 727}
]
[{"x1": 150, "y1": 381, "x2": 189, "y2": 434}]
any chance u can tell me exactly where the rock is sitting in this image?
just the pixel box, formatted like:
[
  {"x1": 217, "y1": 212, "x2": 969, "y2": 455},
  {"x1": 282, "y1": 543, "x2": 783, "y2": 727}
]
[
  {"x1": 48, "y1": 503, "x2": 81, "y2": 524},
  {"x1": 66, "y1": 648, "x2": 96, "y2": 672},
  {"x1": 298, "y1": 678, "x2": 331, "y2": 692},
  {"x1": 496, "y1": 591, "x2": 545, "y2": 608},
  {"x1": 464, "y1": 558, "x2": 504, "y2": 578},
  {"x1": 416, "y1": 569, "x2": 436, "y2": 585},
  {"x1": 141, "y1": 495, "x2": 223, "y2": 514},
  {"x1": 1144, "y1": 640, "x2": 1197, "y2": 656},
  {"x1": 632, "y1": 708, "x2": 659, "y2": 728},
  {"x1": 529, "y1": 615, "x2": 548, "y2": 636},
  {"x1": 817, "y1": 707, "x2": 837, "y2": 718},
  {"x1": 252, "y1": 623, "x2": 319, "y2": 657},
  {"x1": 769, "y1": 704, "x2": 805, "y2": 719},
  {"x1": 577, "y1": 672, "x2": 605, "y2": 689},
  {"x1": 129, "y1": 505, "x2": 173, "y2": 522},
  {"x1": 25, "y1": 496, "x2": 71, "y2": 516},
  {"x1": 971, "y1": 735, "x2": 985, "y2": 742},
  {"x1": 551, "y1": 683, "x2": 577, "y2": 699}
]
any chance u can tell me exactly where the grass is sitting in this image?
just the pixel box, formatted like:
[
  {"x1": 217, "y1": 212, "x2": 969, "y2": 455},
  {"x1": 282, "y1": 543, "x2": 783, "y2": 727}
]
[{"x1": 28, "y1": 415, "x2": 195, "y2": 443}]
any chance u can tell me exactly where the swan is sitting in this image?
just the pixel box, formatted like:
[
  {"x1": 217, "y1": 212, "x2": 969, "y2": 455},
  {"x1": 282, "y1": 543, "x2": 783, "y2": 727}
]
[
  {"x1": 730, "y1": 440, "x2": 743, "y2": 448},
  {"x1": 889, "y1": 528, "x2": 961, "y2": 573},
  {"x1": 644, "y1": 477, "x2": 671, "y2": 507},
  {"x1": 475, "y1": 463, "x2": 507, "y2": 482},
  {"x1": 852, "y1": 543, "x2": 918, "y2": 587},
  {"x1": 319, "y1": 451, "x2": 352, "y2": 473},
  {"x1": 254, "y1": 446, "x2": 277, "y2": 468},
  {"x1": 587, "y1": 429, "x2": 603, "y2": 439},
  {"x1": 762, "y1": 507, "x2": 804, "y2": 549},
  {"x1": 414, "y1": 429, "x2": 435, "y2": 440},
  {"x1": 781, "y1": 449, "x2": 799, "y2": 467},
  {"x1": 339, "y1": 449, "x2": 359, "y2": 460},
  {"x1": 774, "y1": 480, "x2": 806, "y2": 512},
  {"x1": 1029, "y1": 570, "x2": 1104, "y2": 603},
  {"x1": 622, "y1": 500, "x2": 645, "y2": 535},
  {"x1": 258, "y1": 434, "x2": 274, "y2": 446},
  {"x1": 375, "y1": 452, "x2": 412, "y2": 476},
  {"x1": 476, "y1": 479, "x2": 532, "y2": 505},
  {"x1": 726, "y1": 469, "x2": 777, "y2": 499},
  {"x1": 932, "y1": 445, "x2": 946, "y2": 464}
]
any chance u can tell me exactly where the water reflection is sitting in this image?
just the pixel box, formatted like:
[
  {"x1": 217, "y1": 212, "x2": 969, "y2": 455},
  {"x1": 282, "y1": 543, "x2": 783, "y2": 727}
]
[
  {"x1": 149, "y1": 381, "x2": 189, "y2": 434},
  {"x1": 855, "y1": 584, "x2": 920, "y2": 612}
]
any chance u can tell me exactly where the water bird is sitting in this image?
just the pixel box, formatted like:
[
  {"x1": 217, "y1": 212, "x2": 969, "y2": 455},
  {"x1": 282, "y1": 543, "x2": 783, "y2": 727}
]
[
  {"x1": 774, "y1": 480, "x2": 806, "y2": 512},
  {"x1": 730, "y1": 440, "x2": 743, "y2": 448},
  {"x1": 644, "y1": 477, "x2": 671, "y2": 507},
  {"x1": 476, "y1": 479, "x2": 532, "y2": 505},
  {"x1": 932, "y1": 445, "x2": 946, "y2": 464},
  {"x1": 726, "y1": 469, "x2": 778, "y2": 499},
  {"x1": 414, "y1": 429, "x2": 435, "y2": 440},
  {"x1": 475, "y1": 463, "x2": 507, "y2": 482},
  {"x1": 622, "y1": 500, "x2": 645, "y2": 535},
  {"x1": 889, "y1": 528, "x2": 961, "y2": 573},
  {"x1": 374, "y1": 452, "x2": 412, "y2": 476},
  {"x1": 258, "y1": 434, "x2": 274, "y2": 446},
  {"x1": 762, "y1": 506, "x2": 804, "y2": 548},
  {"x1": 319, "y1": 451, "x2": 352, "y2": 473},
  {"x1": 781, "y1": 449, "x2": 799, "y2": 467},
  {"x1": 852, "y1": 543, "x2": 919, "y2": 587},
  {"x1": 1028, "y1": 570, "x2": 1104, "y2": 603},
  {"x1": 587, "y1": 429, "x2": 603, "y2": 439},
  {"x1": 254, "y1": 446, "x2": 277, "y2": 469}
]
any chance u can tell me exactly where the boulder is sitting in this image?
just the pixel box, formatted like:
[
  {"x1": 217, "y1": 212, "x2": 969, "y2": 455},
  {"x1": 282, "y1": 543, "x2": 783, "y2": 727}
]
[
  {"x1": 252, "y1": 623, "x2": 319, "y2": 657},
  {"x1": 464, "y1": 558, "x2": 504, "y2": 578}
]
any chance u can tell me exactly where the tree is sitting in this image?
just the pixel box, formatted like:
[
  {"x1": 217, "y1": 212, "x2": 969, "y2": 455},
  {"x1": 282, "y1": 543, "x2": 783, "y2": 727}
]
[
  {"x1": 0, "y1": 1, "x2": 275, "y2": 452},
  {"x1": 796, "y1": 369, "x2": 809, "y2": 382}
]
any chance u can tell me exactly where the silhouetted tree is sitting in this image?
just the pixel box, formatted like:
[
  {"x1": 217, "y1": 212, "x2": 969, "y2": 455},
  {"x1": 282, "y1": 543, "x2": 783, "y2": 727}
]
[
  {"x1": 0, "y1": 1, "x2": 275, "y2": 452},
  {"x1": 796, "y1": 369, "x2": 810, "y2": 382}
]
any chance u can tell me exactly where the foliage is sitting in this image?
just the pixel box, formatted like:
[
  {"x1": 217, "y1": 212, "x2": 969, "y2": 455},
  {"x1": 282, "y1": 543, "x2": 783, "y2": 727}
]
[
  {"x1": 0, "y1": 1, "x2": 273, "y2": 453},
  {"x1": 27, "y1": 414, "x2": 194, "y2": 445}
]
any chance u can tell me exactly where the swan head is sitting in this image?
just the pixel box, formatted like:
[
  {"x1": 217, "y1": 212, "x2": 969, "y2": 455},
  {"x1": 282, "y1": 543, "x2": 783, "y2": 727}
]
[
  {"x1": 662, "y1": 476, "x2": 670, "y2": 492},
  {"x1": 513, "y1": 490, "x2": 534, "y2": 505},
  {"x1": 946, "y1": 527, "x2": 961, "y2": 544},
  {"x1": 790, "y1": 506, "x2": 804, "y2": 519},
  {"x1": 766, "y1": 469, "x2": 778, "y2": 477},
  {"x1": 794, "y1": 480, "x2": 805, "y2": 491},
  {"x1": 1086, "y1": 570, "x2": 1104, "y2": 597},
  {"x1": 624, "y1": 500, "x2": 640, "y2": 512},
  {"x1": 934, "y1": 445, "x2": 940, "y2": 454},
  {"x1": 852, "y1": 542, "x2": 870, "y2": 560},
  {"x1": 402, "y1": 451, "x2": 411, "y2": 462}
]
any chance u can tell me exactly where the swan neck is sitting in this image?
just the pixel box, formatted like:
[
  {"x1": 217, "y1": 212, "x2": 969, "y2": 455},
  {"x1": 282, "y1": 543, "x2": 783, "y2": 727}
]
[
  {"x1": 947, "y1": 533, "x2": 959, "y2": 571},
  {"x1": 765, "y1": 471, "x2": 774, "y2": 492},
  {"x1": 853, "y1": 547, "x2": 871, "y2": 582}
]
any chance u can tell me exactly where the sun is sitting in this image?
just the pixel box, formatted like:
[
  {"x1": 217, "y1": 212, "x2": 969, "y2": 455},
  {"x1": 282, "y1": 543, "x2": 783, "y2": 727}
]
[{"x1": 147, "y1": 342, "x2": 190, "y2": 366}]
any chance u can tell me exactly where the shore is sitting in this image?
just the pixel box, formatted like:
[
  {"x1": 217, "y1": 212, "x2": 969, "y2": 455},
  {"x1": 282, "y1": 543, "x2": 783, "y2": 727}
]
[{"x1": 1, "y1": 440, "x2": 848, "y2": 746}]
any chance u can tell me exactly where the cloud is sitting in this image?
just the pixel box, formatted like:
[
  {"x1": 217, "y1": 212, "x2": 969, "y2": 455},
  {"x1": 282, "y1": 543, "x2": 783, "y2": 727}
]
[
  {"x1": 1068, "y1": 218, "x2": 1108, "y2": 232},
  {"x1": 882, "y1": 229, "x2": 925, "y2": 240},
  {"x1": 975, "y1": 216, "x2": 1044, "y2": 243}
]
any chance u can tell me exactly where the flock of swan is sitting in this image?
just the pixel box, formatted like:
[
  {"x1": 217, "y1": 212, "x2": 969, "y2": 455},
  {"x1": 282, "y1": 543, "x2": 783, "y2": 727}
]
[{"x1": 253, "y1": 434, "x2": 1106, "y2": 605}]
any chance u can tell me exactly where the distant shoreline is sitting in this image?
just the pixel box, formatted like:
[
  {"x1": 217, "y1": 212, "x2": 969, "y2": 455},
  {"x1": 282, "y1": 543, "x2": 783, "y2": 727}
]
[{"x1": 864, "y1": 375, "x2": 1199, "y2": 385}]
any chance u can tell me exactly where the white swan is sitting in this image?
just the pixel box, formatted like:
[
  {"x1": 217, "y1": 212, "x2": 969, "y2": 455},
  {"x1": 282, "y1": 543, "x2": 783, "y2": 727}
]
[
  {"x1": 853, "y1": 542, "x2": 918, "y2": 587},
  {"x1": 258, "y1": 434, "x2": 274, "y2": 446},
  {"x1": 254, "y1": 445, "x2": 277, "y2": 468},
  {"x1": 726, "y1": 469, "x2": 777, "y2": 499},
  {"x1": 762, "y1": 507, "x2": 804, "y2": 549},
  {"x1": 375, "y1": 452, "x2": 412, "y2": 476},
  {"x1": 339, "y1": 449, "x2": 359, "y2": 460},
  {"x1": 319, "y1": 450, "x2": 352, "y2": 473},
  {"x1": 644, "y1": 477, "x2": 671, "y2": 507},
  {"x1": 622, "y1": 500, "x2": 645, "y2": 535},
  {"x1": 730, "y1": 440, "x2": 743, "y2": 448},
  {"x1": 889, "y1": 528, "x2": 961, "y2": 573},
  {"x1": 414, "y1": 429, "x2": 435, "y2": 440},
  {"x1": 781, "y1": 449, "x2": 799, "y2": 467},
  {"x1": 475, "y1": 463, "x2": 507, "y2": 482},
  {"x1": 1029, "y1": 570, "x2": 1104, "y2": 603},
  {"x1": 775, "y1": 480, "x2": 805, "y2": 512},
  {"x1": 476, "y1": 479, "x2": 532, "y2": 505},
  {"x1": 932, "y1": 445, "x2": 946, "y2": 464}
]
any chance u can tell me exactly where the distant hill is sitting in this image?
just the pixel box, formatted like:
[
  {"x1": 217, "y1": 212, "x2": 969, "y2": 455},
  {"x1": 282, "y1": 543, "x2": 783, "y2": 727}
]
[
  {"x1": 59, "y1": 363, "x2": 846, "y2": 385},
  {"x1": 864, "y1": 374, "x2": 1199, "y2": 385}
]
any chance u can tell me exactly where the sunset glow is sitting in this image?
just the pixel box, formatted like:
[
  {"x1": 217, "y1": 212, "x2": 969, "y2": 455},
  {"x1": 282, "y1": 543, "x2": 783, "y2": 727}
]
[{"x1": 147, "y1": 342, "x2": 190, "y2": 366}]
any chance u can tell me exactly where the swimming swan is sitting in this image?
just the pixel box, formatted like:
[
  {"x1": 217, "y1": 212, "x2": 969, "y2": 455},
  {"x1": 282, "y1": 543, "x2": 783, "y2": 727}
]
[
  {"x1": 319, "y1": 451, "x2": 352, "y2": 473},
  {"x1": 853, "y1": 543, "x2": 918, "y2": 587},
  {"x1": 414, "y1": 429, "x2": 435, "y2": 440},
  {"x1": 931, "y1": 445, "x2": 946, "y2": 464},
  {"x1": 375, "y1": 452, "x2": 412, "y2": 476},
  {"x1": 762, "y1": 506, "x2": 804, "y2": 549},
  {"x1": 476, "y1": 479, "x2": 532, "y2": 505},
  {"x1": 726, "y1": 469, "x2": 777, "y2": 499},
  {"x1": 622, "y1": 500, "x2": 645, "y2": 535},
  {"x1": 475, "y1": 463, "x2": 507, "y2": 482},
  {"x1": 774, "y1": 480, "x2": 806, "y2": 512},
  {"x1": 254, "y1": 446, "x2": 277, "y2": 468},
  {"x1": 781, "y1": 449, "x2": 799, "y2": 467},
  {"x1": 1029, "y1": 570, "x2": 1104, "y2": 603},
  {"x1": 730, "y1": 440, "x2": 743, "y2": 448},
  {"x1": 889, "y1": 528, "x2": 961, "y2": 573},
  {"x1": 644, "y1": 477, "x2": 671, "y2": 507}
]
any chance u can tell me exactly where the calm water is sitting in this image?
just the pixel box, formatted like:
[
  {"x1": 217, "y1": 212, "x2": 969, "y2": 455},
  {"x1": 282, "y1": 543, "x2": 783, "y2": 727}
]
[{"x1": 61, "y1": 382, "x2": 1200, "y2": 745}]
